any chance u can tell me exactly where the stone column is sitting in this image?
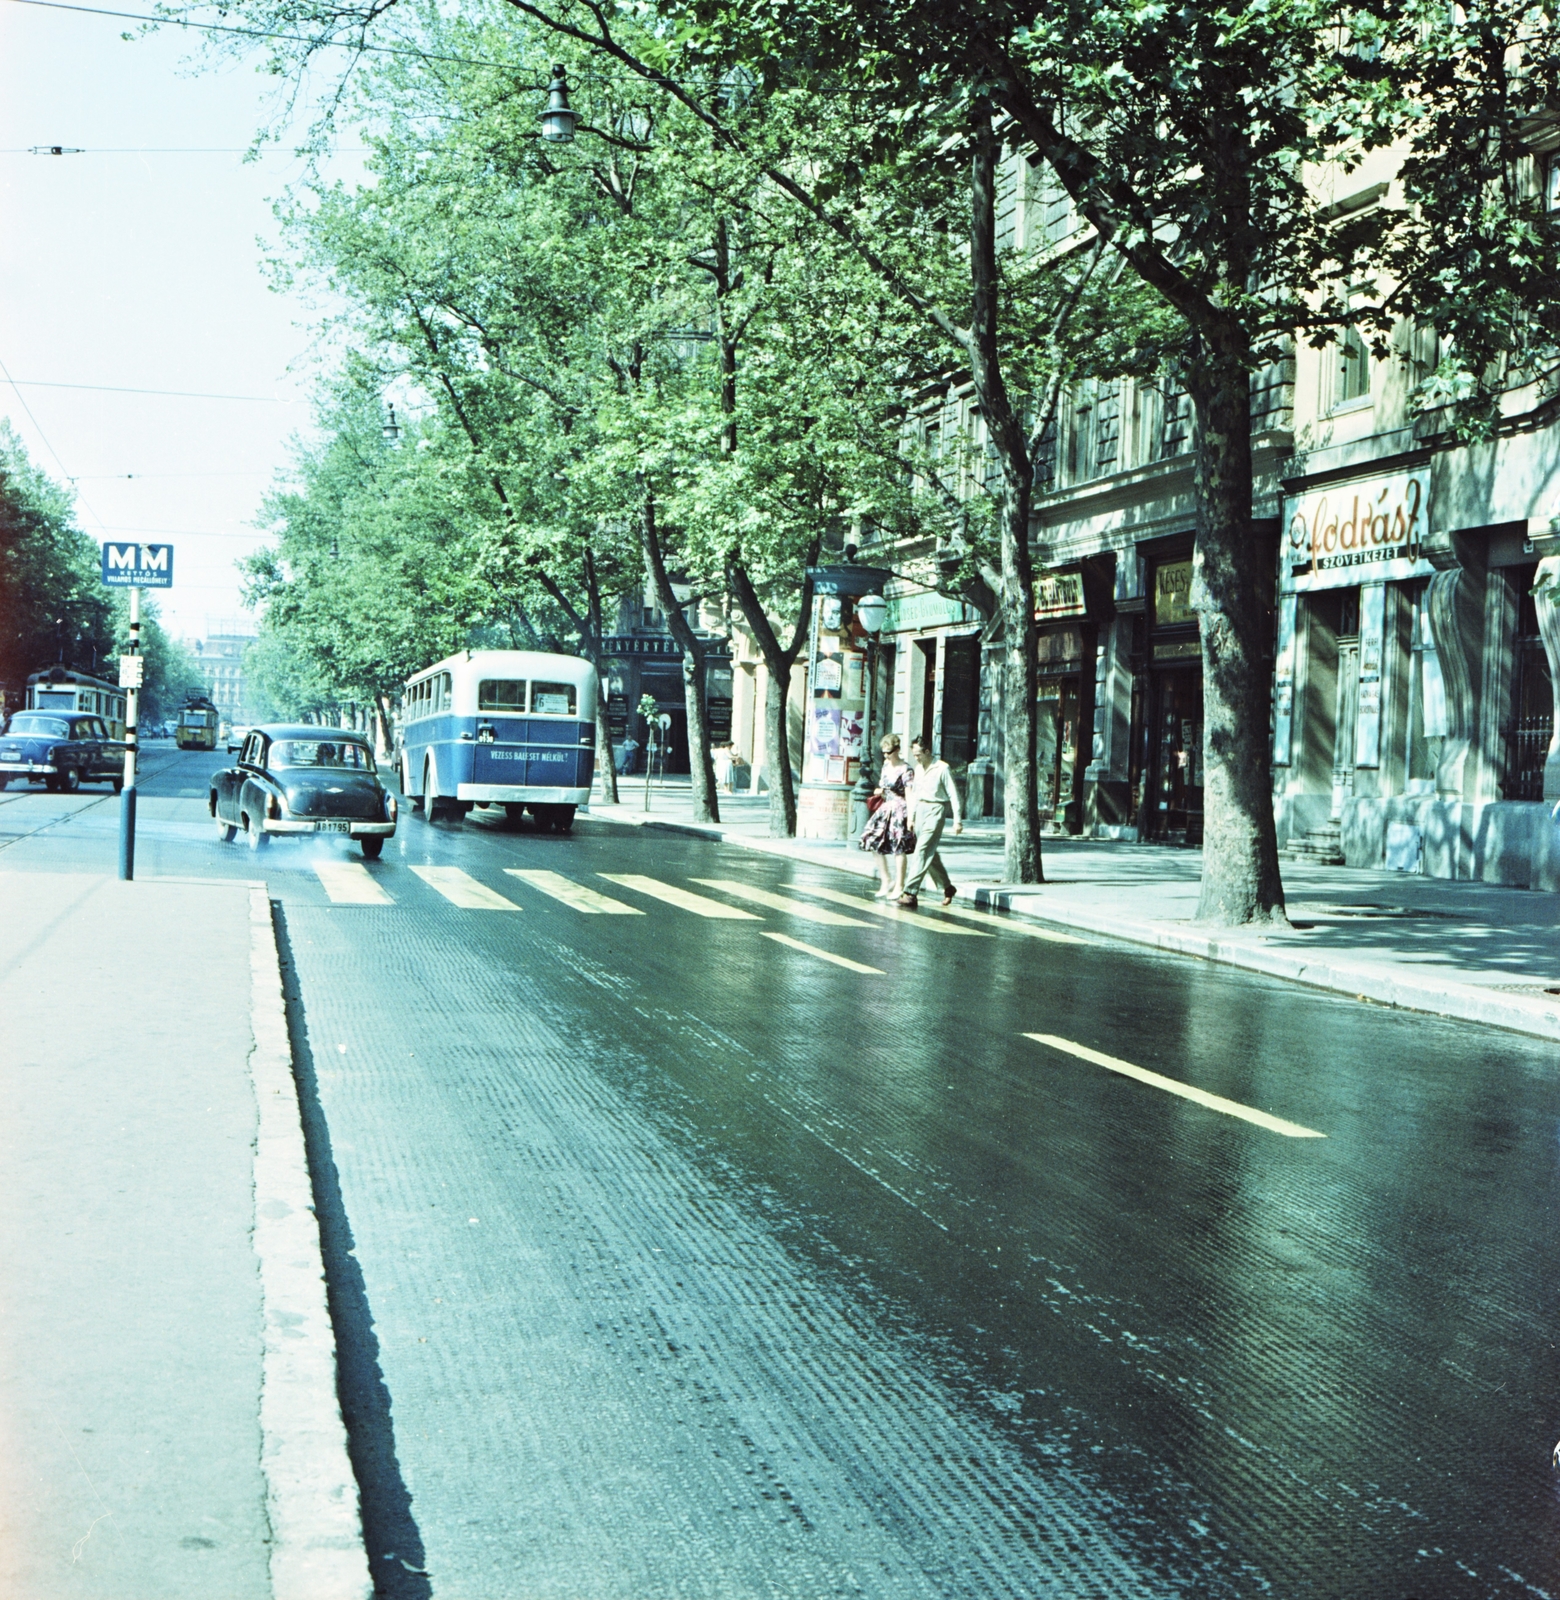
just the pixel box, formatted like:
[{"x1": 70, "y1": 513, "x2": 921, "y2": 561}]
[{"x1": 1426, "y1": 562, "x2": 1486, "y2": 800}]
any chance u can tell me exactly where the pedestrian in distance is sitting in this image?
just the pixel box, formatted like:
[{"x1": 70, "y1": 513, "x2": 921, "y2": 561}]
[
  {"x1": 858, "y1": 734, "x2": 916, "y2": 899},
  {"x1": 899, "y1": 735, "x2": 963, "y2": 909},
  {"x1": 713, "y1": 742, "x2": 735, "y2": 794},
  {"x1": 614, "y1": 735, "x2": 640, "y2": 777}
]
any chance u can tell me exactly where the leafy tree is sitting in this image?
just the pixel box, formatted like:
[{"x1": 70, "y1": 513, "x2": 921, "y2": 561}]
[{"x1": 0, "y1": 423, "x2": 115, "y2": 704}]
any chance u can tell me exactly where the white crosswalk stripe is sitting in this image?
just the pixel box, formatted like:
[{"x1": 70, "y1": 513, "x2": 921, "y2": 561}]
[
  {"x1": 313, "y1": 861, "x2": 394, "y2": 905},
  {"x1": 410, "y1": 865, "x2": 521, "y2": 910},
  {"x1": 760, "y1": 931, "x2": 883, "y2": 974},
  {"x1": 939, "y1": 903, "x2": 1084, "y2": 943},
  {"x1": 786, "y1": 881, "x2": 989, "y2": 935},
  {"x1": 690, "y1": 878, "x2": 871, "y2": 927},
  {"x1": 599, "y1": 874, "x2": 760, "y2": 919},
  {"x1": 505, "y1": 869, "x2": 642, "y2": 914}
]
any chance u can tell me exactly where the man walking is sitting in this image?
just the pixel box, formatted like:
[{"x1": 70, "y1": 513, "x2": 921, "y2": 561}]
[{"x1": 899, "y1": 735, "x2": 962, "y2": 908}]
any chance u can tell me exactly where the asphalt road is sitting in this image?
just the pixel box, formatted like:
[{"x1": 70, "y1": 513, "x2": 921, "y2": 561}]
[{"x1": 6, "y1": 748, "x2": 1559, "y2": 1599}]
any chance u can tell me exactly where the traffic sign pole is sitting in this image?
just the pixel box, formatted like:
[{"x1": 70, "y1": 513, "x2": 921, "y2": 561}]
[{"x1": 118, "y1": 586, "x2": 139, "y2": 881}]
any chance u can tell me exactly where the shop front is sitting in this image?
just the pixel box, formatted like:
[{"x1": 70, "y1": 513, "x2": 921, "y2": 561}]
[
  {"x1": 1033, "y1": 570, "x2": 1094, "y2": 833},
  {"x1": 601, "y1": 634, "x2": 732, "y2": 775},
  {"x1": 1140, "y1": 550, "x2": 1204, "y2": 843}
]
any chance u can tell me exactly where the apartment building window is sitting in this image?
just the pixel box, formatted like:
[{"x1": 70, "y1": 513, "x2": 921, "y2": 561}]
[{"x1": 1334, "y1": 324, "x2": 1371, "y2": 407}]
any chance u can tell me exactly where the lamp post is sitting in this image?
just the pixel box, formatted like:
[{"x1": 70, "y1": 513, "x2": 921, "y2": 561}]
[{"x1": 538, "y1": 65, "x2": 579, "y2": 143}]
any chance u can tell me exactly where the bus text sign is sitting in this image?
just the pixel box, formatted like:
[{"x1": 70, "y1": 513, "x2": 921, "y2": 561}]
[{"x1": 101, "y1": 542, "x2": 174, "y2": 589}]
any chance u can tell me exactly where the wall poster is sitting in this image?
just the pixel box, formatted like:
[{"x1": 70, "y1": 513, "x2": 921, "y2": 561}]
[{"x1": 1355, "y1": 583, "x2": 1385, "y2": 767}]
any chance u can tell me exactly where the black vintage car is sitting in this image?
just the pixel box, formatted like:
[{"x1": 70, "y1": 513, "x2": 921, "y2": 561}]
[
  {"x1": 211, "y1": 725, "x2": 397, "y2": 858},
  {"x1": 0, "y1": 712, "x2": 126, "y2": 792}
]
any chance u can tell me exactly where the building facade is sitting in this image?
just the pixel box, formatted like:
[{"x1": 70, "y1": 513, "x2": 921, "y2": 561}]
[{"x1": 193, "y1": 629, "x2": 256, "y2": 725}]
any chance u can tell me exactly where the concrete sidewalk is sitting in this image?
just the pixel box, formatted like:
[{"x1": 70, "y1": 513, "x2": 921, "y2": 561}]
[
  {"x1": 588, "y1": 782, "x2": 1560, "y2": 1041},
  {"x1": 0, "y1": 871, "x2": 369, "y2": 1600}
]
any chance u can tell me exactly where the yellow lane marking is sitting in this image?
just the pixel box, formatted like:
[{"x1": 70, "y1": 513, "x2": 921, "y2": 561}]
[
  {"x1": 313, "y1": 862, "x2": 394, "y2": 905},
  {"x1": 761, "y1": 931, "x2": 883, "y2": 974},
  {"x1": 787, "y1": 882, "x2": 989, "y2": 935},
  {"x1": 691, "y1": 878, "x2": 871, "y2": 927},
  {"x1": 1025, "y1": 1034, "x2": 1326, "y2": 1139},
  {"x1": 505, "y1": 869, "x2": 643, "y2": 914},
  {"x1": 599, "y1": 874, "x2": 760, "y2": 919},
  {"x1": 940, "y1": 902, "x2": 1085, "y2": 943},
  {"x1": 410, "y1": 866, "x2": 521, "y2": 910}
]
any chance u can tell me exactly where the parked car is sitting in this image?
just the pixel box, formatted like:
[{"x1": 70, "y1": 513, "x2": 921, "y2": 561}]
[
  {"x1": 211, "y1": 725, "x2": 397, "y2": 858},
  {"x1": 0, "y1": 712, "x2": 126, "y2": 793}
]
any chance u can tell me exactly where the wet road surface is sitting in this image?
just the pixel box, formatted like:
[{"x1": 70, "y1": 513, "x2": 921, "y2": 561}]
[{"x1": 6, "y1": 749, "x2": 1559, "y2": 1598}]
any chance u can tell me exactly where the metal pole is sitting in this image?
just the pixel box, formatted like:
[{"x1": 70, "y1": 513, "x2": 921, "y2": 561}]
[{"x1": 117, "y1": 586, "x2": 139, "y2": 881}]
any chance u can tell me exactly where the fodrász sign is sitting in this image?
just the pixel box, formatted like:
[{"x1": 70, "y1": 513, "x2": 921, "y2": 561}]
[
  {"x1": 1281, "y1": 467, "x2": 1431, "y2": 593},
  {"x1": 101, "y1": 542, "x2": 174, "y2": 589}
]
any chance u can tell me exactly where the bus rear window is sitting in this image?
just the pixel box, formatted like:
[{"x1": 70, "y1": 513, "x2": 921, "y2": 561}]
[
  {"x1": 530, "y1": 682, "x2": 576, "y2": 716},
  {"x1": 478, "y1": 680, "x2": 526, "y2": 711}
]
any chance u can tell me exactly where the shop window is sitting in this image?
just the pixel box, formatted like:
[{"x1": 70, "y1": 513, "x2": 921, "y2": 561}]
[
  {"x1": 1404, "y1": 583, "x2": 1445, "y2": 789},
  {"x1": 1505, "y1": 583, "x2": 1551, "y2": 800}
]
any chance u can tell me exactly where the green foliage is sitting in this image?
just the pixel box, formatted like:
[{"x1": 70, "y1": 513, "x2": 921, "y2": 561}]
[{"x1": 0, "y1": 423, "x2": 114, "y2": 701}]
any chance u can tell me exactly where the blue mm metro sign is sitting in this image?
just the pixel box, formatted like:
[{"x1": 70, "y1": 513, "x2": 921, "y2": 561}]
[{"x1": 101, "y1": 542, "x2": 174, "y2": 589}]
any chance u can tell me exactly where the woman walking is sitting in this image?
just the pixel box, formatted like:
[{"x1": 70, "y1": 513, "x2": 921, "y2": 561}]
[{"x1": 858, "y1": 735, "x2": 916, "y2": 899}]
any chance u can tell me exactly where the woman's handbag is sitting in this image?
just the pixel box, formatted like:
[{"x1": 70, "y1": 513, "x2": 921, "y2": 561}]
[{"x1": 866, "y1": 793, "x2": 885, "y2": 815}]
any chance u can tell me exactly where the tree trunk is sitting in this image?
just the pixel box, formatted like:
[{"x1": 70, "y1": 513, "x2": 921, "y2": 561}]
[
  {"x1": 641, "y1": 484, "x2": 719, "y2": 823},
  {"x1": 969, "y1": 110, "x2": 1044, "y2": 883},
  {"x1": 374, "y1": 692, "x2": 395, "y2": 760},
  {"x1": 726, "y1": 553, "x2": 815, "y2": 836},
  {"x1": 1186, "y1": 347, "x2": 1287, "y2": 924},
  {"x1": 594, "y1": 690, "x2": 619, "y2": 804},
  {"x1": 761, "y1": 661, "x2": 796, "y2": 832}
]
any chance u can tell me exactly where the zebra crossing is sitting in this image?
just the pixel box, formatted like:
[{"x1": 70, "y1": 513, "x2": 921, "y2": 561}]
[{"x1": 306, "y1": 859, "x2": 1055, "y2": 973}]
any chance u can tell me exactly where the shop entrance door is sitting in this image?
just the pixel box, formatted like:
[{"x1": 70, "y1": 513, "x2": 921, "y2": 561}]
[
  {"x1": 1150, "y1": 669, "x2": 1204, "y2": 841},
  {"x1": 1036, "y1": 677, "x2": 1081, "y2": 821},
  {"x1": 1331, "y1": 640, "x2": 1359, "y2": 819}
]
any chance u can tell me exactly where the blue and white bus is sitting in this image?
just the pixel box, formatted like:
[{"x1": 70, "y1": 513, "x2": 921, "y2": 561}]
[{"x1": 398, "y1": 650, "x2": 597, "y2": 831}]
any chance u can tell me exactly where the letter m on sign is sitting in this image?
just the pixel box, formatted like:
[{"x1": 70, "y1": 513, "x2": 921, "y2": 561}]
[
  {"x1": 106, "y1": 543, "x2": 137, "y2": 571},
  {"x1": 139, "y1": 545, "x2": 169, "y2": 573}
]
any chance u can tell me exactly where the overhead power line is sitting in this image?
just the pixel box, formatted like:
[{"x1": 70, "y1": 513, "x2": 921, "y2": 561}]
[{"x1": 9, "y1": 379, "x2": 293, "y2": 401}]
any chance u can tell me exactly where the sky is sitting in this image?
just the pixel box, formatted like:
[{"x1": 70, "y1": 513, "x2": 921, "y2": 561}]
[{"x1": 0, "y1": 0, "x2": 358, "y2": 641}]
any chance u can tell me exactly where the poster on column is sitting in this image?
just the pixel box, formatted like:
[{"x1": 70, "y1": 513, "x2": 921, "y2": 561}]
[{"x1": 1355, "y1": 583, "x2": 1385, "y2": 766}]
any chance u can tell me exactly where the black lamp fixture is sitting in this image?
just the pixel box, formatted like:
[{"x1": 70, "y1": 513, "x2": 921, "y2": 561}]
[
  {"x1": 384, "y1": 405, "x2": 401, "y2": 441},
  {"x1": 539, "y1": 65, "x2": 579, "y2": 143}
]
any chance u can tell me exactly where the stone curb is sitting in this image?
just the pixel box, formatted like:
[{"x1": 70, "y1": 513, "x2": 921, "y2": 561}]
[
  {"x1": 586, "y1": 805, "x2": 1560, "y2": 1043},
  {"x1": 973, "y1": 887, "x2": 1560, "y2": 1044},
  {"x1": 247, "y1": 887, "x2": 373, "y2": 1600}
]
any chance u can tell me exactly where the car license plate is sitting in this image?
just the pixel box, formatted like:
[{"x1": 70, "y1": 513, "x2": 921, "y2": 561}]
[
  {"x1": 317, "y1": 820, "x2": 351, "y2": 833},
  {"x1": 1, "y1": 749, "x2": 19, "y2": 760}
]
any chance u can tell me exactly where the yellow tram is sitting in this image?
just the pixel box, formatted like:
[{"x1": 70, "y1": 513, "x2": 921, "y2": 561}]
[{"x1": 176, "y1": 696, "x2": 220, "y2": 751}]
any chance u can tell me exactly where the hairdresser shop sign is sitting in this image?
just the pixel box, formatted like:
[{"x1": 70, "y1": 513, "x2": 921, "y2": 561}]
[{"x1": 1282, "y1": 467, "x2": 1432, "y2": 593}]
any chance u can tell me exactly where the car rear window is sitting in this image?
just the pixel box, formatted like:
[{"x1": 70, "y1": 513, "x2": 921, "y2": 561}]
[
  {"x1": 6, "y1": 716, "x2": 69, "y2": 737},
  {"x1": 478, "y1": 679, "x2": 526, "y2": 711},
  {"x1": 268, "y1": 739, "x2": 375, "y2": 771},
  {"x1": 530, "y1": 682, "x2": 577, "y2": 716}
]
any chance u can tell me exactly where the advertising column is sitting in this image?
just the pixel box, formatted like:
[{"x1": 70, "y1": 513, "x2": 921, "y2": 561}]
[{"x1": 796, "y1": 565, "x2": 891, "y2": 840}]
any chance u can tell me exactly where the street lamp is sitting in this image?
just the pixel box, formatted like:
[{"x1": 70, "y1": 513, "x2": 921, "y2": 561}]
[
  {"x1": 539, "y1": 65, "x2": 579, "y2": 143},
  {"x1": 383, "y1": 405, "x2": 401, "y2": 442}
]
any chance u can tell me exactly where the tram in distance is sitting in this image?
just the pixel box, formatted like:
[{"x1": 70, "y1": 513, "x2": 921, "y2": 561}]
[
  {"x1": 398, "y1": 650, "x2": 597, "y2": 832},
  {"x1": 26, "y1": 666, "x2": 127, "y2": 739},
  {"x1": 176, "y1": 696, "x2": 220, "y2": 751}
]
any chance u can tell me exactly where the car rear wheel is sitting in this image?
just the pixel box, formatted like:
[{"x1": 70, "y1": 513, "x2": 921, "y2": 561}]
[
  {"x1": 215, "y1": 816, "x2": 236, "y2": 843},
  {"x1": 245, "y1": 813, "x2": 268, "y2": 851},
  {"x1": 111, "y1": 776, "x2": 124, "y2": 794},
  {"x1": 0, "y1": 776, "x2": 8, "y2": 791},
  {"x1": 360, "y1": 836, "x2": 384, "y2": 860}
]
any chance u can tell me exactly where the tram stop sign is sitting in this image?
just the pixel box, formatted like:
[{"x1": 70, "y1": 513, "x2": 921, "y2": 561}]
[{"x1": 101, "y1": 541, "x2": 174, "y2": 589}]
